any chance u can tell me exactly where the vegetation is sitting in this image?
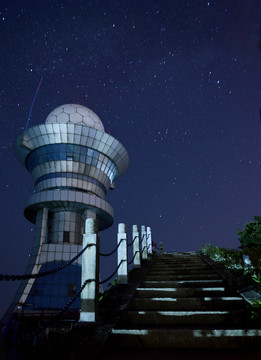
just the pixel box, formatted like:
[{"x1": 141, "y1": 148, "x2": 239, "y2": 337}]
[
  {"x1": 200, "y1": 243, "x2": 261, "y2": 290},
  {"x1": 201, "y1": 244, "x2": 244, "y2": 273},
  {"x1": 249, "y1": 298, "x2": 261, "y2": 320},
  {"x1": 237, "y1": 216, "x2": 261, "y2": 249},
  {"x1": 201, "y1": 242, "x2": 261, "y2": 320},
  {"x1": 201, "y1": 216, "x2": 261, "y2": 281},
  {"x1": 99, "y1": 277, "x2": 118, "y2": 301}
]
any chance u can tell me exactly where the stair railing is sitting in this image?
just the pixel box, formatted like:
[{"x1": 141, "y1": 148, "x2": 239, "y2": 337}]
[{"x1": 79, "y1": 220, "x2": 153, "y2": 322}]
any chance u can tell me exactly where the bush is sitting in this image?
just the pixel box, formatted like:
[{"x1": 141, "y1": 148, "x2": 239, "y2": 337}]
[
  {"x1": 201, "y1": 244, "x2": 244, "y2": 273},
  {"x1": 200, "y1": 243, "x2": 261, "y2": 293},
  {"x1": 237, "y1": 216, "x2": 261, "y2": 249}
]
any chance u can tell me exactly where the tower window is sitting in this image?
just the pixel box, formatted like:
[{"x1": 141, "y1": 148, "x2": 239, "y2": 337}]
[
  {"x1": 66, "y1": 156, "x2": 74, "y2": 161},
  {"x1": 63, "y1": 231, "x2": 70, "y2": 243}
]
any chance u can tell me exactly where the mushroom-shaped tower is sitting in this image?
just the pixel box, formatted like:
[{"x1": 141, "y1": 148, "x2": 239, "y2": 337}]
[{"x1": 12, "y1": 104, "x2": 129, "y2": 313}]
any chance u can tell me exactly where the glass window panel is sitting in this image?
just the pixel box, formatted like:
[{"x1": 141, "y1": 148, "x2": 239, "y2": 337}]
[
  {"x1": 26, "y1": 144, "x2": 118, "y2": 181},
  {"x1": 91, "y1": 157, "x2": 97, "y2": 166},
  {"x1": 67, "y1": 144, "x2": 74, "y2": 152},
  {"x1": 80, "y1": 154, "x2": 86, "y2": 162},
  {"x1": 63, "y1": 231, "x2": 70, "y2": 243},
  {"x1": 99, "y1": 154, "x2": 105, "y2": 161}
]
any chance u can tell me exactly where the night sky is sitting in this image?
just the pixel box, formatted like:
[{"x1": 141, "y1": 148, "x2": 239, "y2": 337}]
[{"x1": 1, "y1": 0, "x2": 261, "y2": 318}]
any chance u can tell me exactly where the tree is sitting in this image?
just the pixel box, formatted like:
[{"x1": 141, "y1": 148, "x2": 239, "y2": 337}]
[{"x1": 237, "y1": 216, "x2": 261, "y2": 249}]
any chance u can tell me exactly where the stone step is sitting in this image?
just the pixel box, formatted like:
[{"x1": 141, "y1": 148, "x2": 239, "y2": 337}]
[
  {"x1": 136, "y1": 287, "x2": 234, "y2": 298},
  {"x1": 151, "y1": 263, "x2": 205, "y2": 271},
  {"x1": 153, "y1": 259, "x2": 203, "y2": 262},
  {"x1": 147, "y1": 269, "x2": 217, "y2": 275},
  {"x1": 153, "y1": 259, "x2": 203, "y2": 263},
  {"x1": 150, "y1": 267, "x2": 209, "y2": 271},
  {"x1": 129, "y1": 297, "x2": 244, "y2": 311},
  {"x1": 153, "y1": 261, "x2": 204, "y2": 266},
  {"x1": 141, "y1": 279, "x2": 226, "y2": 288},
  {"x1": 151, "y1": 264, "x2": 210, "y2": 269},
  {"x1": 149, "y1": 268, "x2": 211, "y2": 273},
  {"x1": 105, "y1": 253, "x2": 261, "y2": 353},
  {"x1": 120, "y1": 310, "x2": 244, "y2": 326},
  {"x1": 144, "y1": 273, "x2": 220, "y2": 281},
  {"x1": 110, "y1": 328, "x2": 261, "y2": 349}
]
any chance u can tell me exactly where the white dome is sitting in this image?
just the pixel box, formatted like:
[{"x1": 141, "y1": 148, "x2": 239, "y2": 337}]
[{"x1": 45, "y1": 104, "x2": 105, "y2": 132}]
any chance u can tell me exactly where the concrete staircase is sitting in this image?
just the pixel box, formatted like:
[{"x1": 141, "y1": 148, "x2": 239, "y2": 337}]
[{"x1": 106, "y1": 252, "x2": 261, "y2": 352}]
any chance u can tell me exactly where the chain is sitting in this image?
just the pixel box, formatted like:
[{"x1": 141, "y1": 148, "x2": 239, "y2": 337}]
[
  {"x1": 0, "y1": 243, "x2": 94, "y2": 281},
  {"x1": 99, "y1": 238, "x2": 124, "y2": 256}
]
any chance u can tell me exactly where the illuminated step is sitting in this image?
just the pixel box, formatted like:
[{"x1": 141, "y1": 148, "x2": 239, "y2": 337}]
[
  {"x1": 152, "y1": 263, "x2": 205, "y2": 266},
  {"x1": 151, "y1": 263, "x2": 209, "y2": 270},
  {"x1": 129, "y1": 297, "x2": 244, "y2": 311},
  {"x1": 150, "y1": 267, "x2": 210, "y2": 271},
  {"x1": 136, "y1": 287, "x2": 227, "y2": 297},
  {"x1": 152, "y1": 262, "x2": 207, "y2": 265},
  {"x1": 147, "y1": 269, "x2": 217, "y2": 275},
  {"x1": 154, "y1": 258, "x2": 203, "y2": 261},
  {"x1": 150, "y1": 263, "x2": 212, "y2": 267},
  {"x1": 144, "y1": 273, "x2": 220, "y2": 280},
  {"x1": 141, "y1": 279, "x2": 225, "y2": 288},
  {"x1": 121, "y1": 310, "x2": 243, "y2": 325},
  {"x1": 110, "y1": 328, "x2": 261, "y2": 349}
]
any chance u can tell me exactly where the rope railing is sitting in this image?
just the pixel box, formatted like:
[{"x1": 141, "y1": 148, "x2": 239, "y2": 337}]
[
  {"x1": 140, "y1": 233, "x2": 145, "y2": 244},
  {"x1": 3, "y1": 234, "x2": 135, "y2": 283},
  {"x1": 99, "y1": 238, "x2": 124, "y2": 257},
  {"x1": 6, "y1": 221, "x2": 155, "y2": 332},
  {"x1": 19, "y1": 259, "x2": 127, "y2": 344},
  {"x1": 99, "y1": 260, "x2": 124, "y2": 285},
  {"x1": 17, "y1": 278, "x2": 95, "y2": 345},
  {"x1": 128, "y1": 250, "x2": 139, "y2": 266},
  {"x1": 140, "y1": 245, "x2": 146, "y2": 255},
  {"x1": 127, "y1": 235, "x2": 138, "y2": 247},
  {"x1": 56, "y1": 278, "x2": 94, "y2": 319},
  {"x1": 1, "y1": 220, "x2": 158, "y2": 356},
  {"x1": 0, "y1": 243, "x2": 94, "y2": 281}
]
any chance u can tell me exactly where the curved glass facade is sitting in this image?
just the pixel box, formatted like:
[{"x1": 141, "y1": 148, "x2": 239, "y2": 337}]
[
  {"x1": 25, "y1": 262, "x2": 81, "y2": 310},
  {"x1": 35, "y1": 172, "x2": 107, "y2": 194},
  {"x1": 26, "y1": 144, "x2": 118, "y2": 182}
]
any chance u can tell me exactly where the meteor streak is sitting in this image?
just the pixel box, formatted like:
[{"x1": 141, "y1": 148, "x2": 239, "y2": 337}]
[{"x1": 25, "y1": 76, "x2": 43, "y2": 129}]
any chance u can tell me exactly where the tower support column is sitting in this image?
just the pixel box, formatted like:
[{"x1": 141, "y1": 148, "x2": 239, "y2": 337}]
[
  {"x1": 17, "y1": 207, "x2": 49, "y2": 306},
  {"x1": 30, "y1": 207, "x2": 49, "y2": 270}
]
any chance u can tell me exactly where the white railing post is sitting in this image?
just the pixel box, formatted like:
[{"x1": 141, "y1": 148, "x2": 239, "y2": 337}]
[
  {"x1": 80, "y1": 218, "x2": 99, "y2": 322},
  {"x1": 141, "y1": 225, "x2": 148, "y2": 260},
  {"x1": 147, "y1": 226, "x2": 152, "y2": 254},
  {"x1": 160, "y1": 241, "x2": 164, "y2": 254},
  {"x1": 117, "y1": 223, "x2": 128, "y2": 284},
  {"x1": 132, "y1": 225, "x2": 141, "y2": 267}
]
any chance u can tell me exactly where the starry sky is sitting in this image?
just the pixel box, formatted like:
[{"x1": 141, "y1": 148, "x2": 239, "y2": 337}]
[{"x1": 1, "y1": 0, "x2": 261, "y2": 318}]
